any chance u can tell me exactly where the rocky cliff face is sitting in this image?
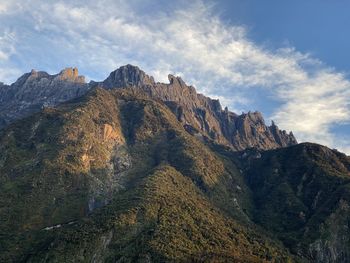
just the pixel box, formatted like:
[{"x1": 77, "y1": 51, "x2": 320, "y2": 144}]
[
  {"x1": 0, "y1": 65, "x2": 296, "y2": 151},
  {"x1": 99, "y1": 65, "x2": 297, "y2": 150},
  {"x1": 0, "y1": 67, "x2": 89, "y2": 129},
  {"x1": 102, "y1": 64, "x2": 155, "y2": 88},
  {"x1": 1, "y1": 66, "x2": 350, "y2": 262},
  {"x1": 0, "y1": 88, "x2": 294, "y2": 262}
]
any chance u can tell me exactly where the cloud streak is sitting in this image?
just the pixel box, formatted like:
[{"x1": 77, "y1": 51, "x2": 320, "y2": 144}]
[{"x1": 0, "y1": 0, "x2": 349, "y2": 153}]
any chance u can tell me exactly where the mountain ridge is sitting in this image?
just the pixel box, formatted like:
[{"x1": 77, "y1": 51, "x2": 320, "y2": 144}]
[
  {"x1": 0, "y1": 65, "x2": 296, "y2": 151},
  {"x1": 0, "y1": 73, "x2": 350, "y2": 261},
  {"x1": 0, "y1": 87, "x2": 295, "y2": 262}
]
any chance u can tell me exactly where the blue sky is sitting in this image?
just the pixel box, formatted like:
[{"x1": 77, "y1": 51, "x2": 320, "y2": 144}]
[
  {"x1": 0, "y1": 0, "x2": 349, "y2": 154},
  {"x1": 218, "y1": 0, "x2": 350, "y2": 72}
]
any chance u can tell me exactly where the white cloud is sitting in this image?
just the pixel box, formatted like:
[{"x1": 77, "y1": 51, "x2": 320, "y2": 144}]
[
  {"x1": 0, "y1": 30, "x2": 16, "y2": 61},
  {"x1": 0, "y1": 0, "x2": 349, "y2": 154},
  {"x1": 0, "y1": 29, "x2": 21, "y2": 82},
  {"x1": 0, "y1": 1, "x2": 11, "y2": 14}
]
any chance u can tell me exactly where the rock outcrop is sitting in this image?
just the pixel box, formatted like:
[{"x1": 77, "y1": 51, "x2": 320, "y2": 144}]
[
  {"x1": 1, "y1": 70, "x2": 349, "y2": 262},
  {"x1": 0, "y1": 64, "x2": 296, "y2": 151},
  {"x1": 0, "y1": 67, "x2": 89, "y2": 129},
  {"x1": 99, "y1": 65, "x2": 297, "y2": 150},
  {"x1": 0, "y1": 88, "x2": 295, "y2": 262},
  {"x1": 102, "y1": 64, "x2": 155, "y2": 88}
]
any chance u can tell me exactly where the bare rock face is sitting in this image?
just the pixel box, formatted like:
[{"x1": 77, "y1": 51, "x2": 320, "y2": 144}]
[
  {"x1": 221, "y1": 111, "x2": 297, "y2": 150},
  {"x1": 102, "y1": 64, "x2": 155, "y2": 88},
  {"x1": 0, "y1": 64, "x2": 296, "y2": 151},
  {"x1": 100, "y1": 65, "x2": 297, "y2": 150},
  {"x1": 102, "y1": 123, "x2": 124, "y2": 142},
  {"x1": 0, "y1": 67, "x2": 89, "y2": 129},
  {"x1": 56, "y1": 67, "x2": 85, "y2": 82},
  {"x1": 309, "y1": 199, "x2": 350, "y2": 263}
]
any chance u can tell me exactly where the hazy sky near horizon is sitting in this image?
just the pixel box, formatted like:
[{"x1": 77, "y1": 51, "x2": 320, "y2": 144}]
[{"x1": 0, "y1": 0, "x2": 349, "y2": 154}]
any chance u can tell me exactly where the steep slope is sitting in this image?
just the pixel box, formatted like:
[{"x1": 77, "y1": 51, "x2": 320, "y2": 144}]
[
  {"x1": 26, "y1": 165, "x2": 293, "y2": 262},
  {"x1": 101, "y1": 65, "x2": 297, "y2": 150},
  {"x1": 1, "y1": 72, "x2": 350, "y2": 262},
  {"x1": 0, "y1": 88, "x2": 294, "y2": 262},
  {"x1": 237, "y1": 143, "x2": 350, "y2": 262},
  {"x1": 0, "y1": 65, "x2": 296, "y2": 151}
]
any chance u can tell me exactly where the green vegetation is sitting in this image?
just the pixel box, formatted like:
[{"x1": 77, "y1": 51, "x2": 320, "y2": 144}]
[
  {"x1": 1, "y1": 87, "x2": 349, "y2": 262},
  {"x1": 25, "y1": 165, "x2": 292, "y2": 262},
  {"x1": 244, "y1": 143, "x2": 350, "y2": 256}
]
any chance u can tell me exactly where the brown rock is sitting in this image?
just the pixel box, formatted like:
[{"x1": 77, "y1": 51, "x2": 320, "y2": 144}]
[
  {"x1": 102, "y1": 124, "x2": 122, "y2": 142},
  {"x1": 101, "y1": 65, "x2": 297, "y2": 150},
  {"x1": 0, "y1": 64, "x2": 297, "y2": 151}
]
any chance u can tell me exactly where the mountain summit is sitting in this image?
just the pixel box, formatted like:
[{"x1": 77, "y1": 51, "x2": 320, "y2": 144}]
[
  {"x1": 0, "y1": 65, "x2": 296, "y2": 151},
  {"x1": 102, "y1": 64, "x2": 155, "y2": 88},
  {"x1": 100, "y1": 65, "x2": 297, "y2": 150},
  {"x1": 5, "y1": 64, "x2": 350, "y2": 262},
  {"x1": 0, "y1": 68, "x2": 349, "y2": 261},
  {"x1": 0, "y1": 67, "x2": 89, "y2": 128}
]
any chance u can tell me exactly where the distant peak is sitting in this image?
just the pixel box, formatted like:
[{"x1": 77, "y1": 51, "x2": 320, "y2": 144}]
[
  {"x1": 240, "y1": 111, "x2": 264, "y2": 123},
  {"x1": 168, "y1": 74, "x2": 176, "y2": 83},
  {"x1": 102, "y1": 64, "x2": 155, "y2": 89},
  {"x1": 57, "y1": 67, "x2": 84, "y2": 82},
  {"x1": 168, "y1": 74, "x2": 186, "y2": 87},
  {"x1": 11, "y1": 67, "x2": 85, "y2": 86},
  {"x1": 113, "y1": 64, "x2": 145, "y2": 76},
  {"x1": 122, "y1": 64, "x2": 142, "y2": 72},
  {"x1": 27, "y1": 69, "x2": 39, "y2": 79}
]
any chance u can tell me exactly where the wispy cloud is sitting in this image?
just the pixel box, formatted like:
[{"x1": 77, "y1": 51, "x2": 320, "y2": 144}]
[
  {"x1": 0, "y1": 1, "x2": 14, "y2": 14},
  {"x1": 0, "y1": 0, "x2": 349, "y2": 154},
  {"x1": 0, "y1": 29, "x2": 21, "y2": 82}
]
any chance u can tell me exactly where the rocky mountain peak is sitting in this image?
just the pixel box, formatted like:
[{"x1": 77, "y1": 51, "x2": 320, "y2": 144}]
[
  {"x1": 0, "y1": 68, "x2": 90, "y2": 128},
  {"x1": 56, "y1": 67, "x2": 85, "y2": 83},
  {"x1": 101, "y1": 65, "x2": 296, "y2": 150},
  {"x1": 168, "y1": 74, "x2": 187, "y2": 88},
  {"x1": 0, "y1": 64, "x2": 297, "y2": 151},
  {"x1": 103, "y1": 64, "x2": 155, "y2": 89},
  {"x1": 243, "y1": 111, "x2": 264, "y2": 123},
  {"x1": 30, "y1": 69, "x2": 37, "y2": 75},
  {"x1": 13, "y1": 67, "x2": 85, "y2": 86}
]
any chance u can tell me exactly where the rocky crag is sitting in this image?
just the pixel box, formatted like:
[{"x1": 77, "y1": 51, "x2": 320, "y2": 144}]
[
  {"x1": 0, "y1": 67, "x2": 89, "y2": 128},
  {"x1": 2, "y1": 65, "x2": 348, "y2": 262},
  {"x1": 0, "y1": 65, "x2": 296, "y2": 150}
]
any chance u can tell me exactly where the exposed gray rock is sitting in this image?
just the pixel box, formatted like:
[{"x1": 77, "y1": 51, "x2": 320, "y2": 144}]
[
  {"x1": 88, "y1": 144, "x2": 131, "y2": 213},
  {"x1": 102, "y1": 64, "x2": 155, "y2": 89},
  {"x1": 91, "y1": 230, "x2": 114, "y2": 263},
  {"x1": 100, "y1": 65, "x2": 297, "y2": 150},
  {"x1": 0, "y1": 67, "x2": 90, "y2": 129},
  {"x1": 309, "y1": 199, "x2": 350, "y2": 263},
  {"x1": 0, "y1": 64, "x2": 296, "y2": 151}
]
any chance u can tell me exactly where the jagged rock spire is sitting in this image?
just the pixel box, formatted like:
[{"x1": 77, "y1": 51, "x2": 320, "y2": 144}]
[{"x1": 0, "y1": 64, "x2": 297, "y2": 151}]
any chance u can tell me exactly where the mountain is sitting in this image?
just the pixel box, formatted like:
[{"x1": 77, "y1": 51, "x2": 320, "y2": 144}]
[
  {"x1": 1, "y1": 65, "x2": 349, "y2": 262},
  {"x1": 0, "y1": 88, "x2": 293, "y2": 262},
  {"x1": 235, "y1": 143, "x2": 350, "y2": 262},
  {"x1": 0, "y1": 65, "x2": 296, "y2": 150},
  {"x1": 101, "y1": 65, "x2": 297, "y2": 151},
  {"x1": 0, "y1": 68, "x2": 89, "y2": 129}
]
